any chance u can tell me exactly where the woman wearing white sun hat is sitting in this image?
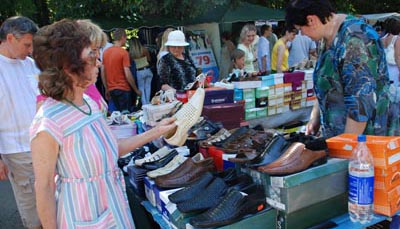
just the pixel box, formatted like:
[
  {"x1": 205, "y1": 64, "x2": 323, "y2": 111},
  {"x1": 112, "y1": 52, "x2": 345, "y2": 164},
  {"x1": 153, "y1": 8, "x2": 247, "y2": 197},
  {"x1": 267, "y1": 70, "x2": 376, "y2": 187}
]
[{"x1": 157, "y1": 30, "x2": 198, "y2": 91}]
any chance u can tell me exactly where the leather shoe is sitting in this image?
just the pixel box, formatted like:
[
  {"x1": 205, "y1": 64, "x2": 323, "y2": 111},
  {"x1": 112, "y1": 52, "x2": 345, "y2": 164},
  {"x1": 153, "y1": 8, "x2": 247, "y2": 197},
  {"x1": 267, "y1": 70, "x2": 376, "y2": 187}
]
[
  {"x1": 258, "y1": 139, "x2": 328, "y2": 175},
  {"x1": 189, "y1": 185, "x2": 267, "y2": 228},
  {"x1": 155, "y1": 152, "x2": 215, "y2": 188},
  {"x1": 226, "y1": 173, "x2": 254, "y2": 191},
  {"x1": 141, "y1": 149, "x2": 178, "y2": 170},
  {"x1": 214, "y1": 167, "x2": 238, "y2": 183},
  {"x1": 177, "y1": 176, "x2": 228, "y2": 213},
  {"x1": 168, "y1": 172, "x2": 214, "y2": 204},
  {"x1": 146, "y1": 154, "x2": 187, "y2": 178},
  {"x1": 134, "y1": 146, "x2": 171, "y2": 166},
  {"x1": 246, "y1": 134, "x2": 290, "y2": 167}
]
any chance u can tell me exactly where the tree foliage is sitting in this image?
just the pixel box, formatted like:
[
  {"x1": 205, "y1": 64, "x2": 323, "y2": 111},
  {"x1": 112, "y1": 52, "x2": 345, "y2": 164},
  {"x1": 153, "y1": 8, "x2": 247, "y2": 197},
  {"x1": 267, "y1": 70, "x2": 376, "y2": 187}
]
[{"x1": 0, "y1": 0, "x2": 399, "y2": 27}]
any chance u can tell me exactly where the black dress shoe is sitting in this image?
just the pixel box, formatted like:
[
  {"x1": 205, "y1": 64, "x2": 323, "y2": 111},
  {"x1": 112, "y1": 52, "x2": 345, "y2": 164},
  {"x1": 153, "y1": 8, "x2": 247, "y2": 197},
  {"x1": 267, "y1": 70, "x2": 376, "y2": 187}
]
[
  {"x1": 214, "y1": 167, "x2": 238, "y2": 183},
  {"x1": 189, "y1": 185, "x2": 267, "y2": 228},
  {"x1": 118, "y1": 147, "x2": 148, "y2": 174},
  {"x1": 226, "y1": 173, "x2": 254, "y2": 191},
  {"x1": 177, "y1": 177, "x2": 228, "y2": 213},
  {"x1": 168, "y1": 172, "x2": 214, "y2": 204},
  {"x1": 247, "y1": 134, "x2": 290, "y2": 167},
  {"x1": 141, "y1": 150, "x2": 178, "y2": 170}
]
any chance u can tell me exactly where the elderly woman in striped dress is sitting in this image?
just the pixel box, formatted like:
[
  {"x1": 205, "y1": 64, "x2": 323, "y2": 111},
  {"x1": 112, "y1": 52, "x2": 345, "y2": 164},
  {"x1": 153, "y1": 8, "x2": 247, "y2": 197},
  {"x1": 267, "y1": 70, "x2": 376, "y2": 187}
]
[{"x1": 30, "y1": 19, "x2": 176, "y2": 228}]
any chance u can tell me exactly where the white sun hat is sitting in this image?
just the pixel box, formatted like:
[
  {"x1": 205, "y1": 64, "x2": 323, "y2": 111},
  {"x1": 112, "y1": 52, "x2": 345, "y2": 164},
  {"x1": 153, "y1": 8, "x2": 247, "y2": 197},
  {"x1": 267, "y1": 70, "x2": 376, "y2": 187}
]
[{"x1": 165, "y1": 30, "x2": 189, "y2": 46}]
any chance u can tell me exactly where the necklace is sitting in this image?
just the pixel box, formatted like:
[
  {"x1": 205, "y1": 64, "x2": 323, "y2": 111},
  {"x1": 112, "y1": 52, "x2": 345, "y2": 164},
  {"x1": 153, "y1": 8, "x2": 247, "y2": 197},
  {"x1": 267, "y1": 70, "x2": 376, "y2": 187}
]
[{"x1": 64, "y1": 98, "x2": 92, "y2": 116}]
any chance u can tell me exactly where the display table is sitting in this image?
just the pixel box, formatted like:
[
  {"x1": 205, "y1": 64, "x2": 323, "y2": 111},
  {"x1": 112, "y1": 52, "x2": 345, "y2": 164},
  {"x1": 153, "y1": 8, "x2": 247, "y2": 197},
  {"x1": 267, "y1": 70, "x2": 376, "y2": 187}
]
[
  {"x1": 141, "y1": 201, "x2": 171, "y2": 229},
  {"x1": 141, "y1": 199, "x2": 395, "y2": 229},
  {"x1": 330, "y1": 212, "x2": 394, "y2": 229}
]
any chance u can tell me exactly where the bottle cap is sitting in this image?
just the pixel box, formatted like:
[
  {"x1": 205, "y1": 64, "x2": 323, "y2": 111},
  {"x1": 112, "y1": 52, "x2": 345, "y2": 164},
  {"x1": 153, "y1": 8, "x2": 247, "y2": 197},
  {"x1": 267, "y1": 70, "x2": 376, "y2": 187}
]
[{"x1": 358, "y1": 135, "x2": 366, "y2": 142}]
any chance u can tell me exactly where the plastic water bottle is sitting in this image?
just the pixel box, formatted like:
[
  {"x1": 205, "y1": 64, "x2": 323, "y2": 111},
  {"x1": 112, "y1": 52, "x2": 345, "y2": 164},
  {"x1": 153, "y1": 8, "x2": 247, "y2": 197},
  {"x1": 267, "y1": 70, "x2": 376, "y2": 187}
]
[{"x1": 348, "y1": 135, "x2": 374, "y2": 224}]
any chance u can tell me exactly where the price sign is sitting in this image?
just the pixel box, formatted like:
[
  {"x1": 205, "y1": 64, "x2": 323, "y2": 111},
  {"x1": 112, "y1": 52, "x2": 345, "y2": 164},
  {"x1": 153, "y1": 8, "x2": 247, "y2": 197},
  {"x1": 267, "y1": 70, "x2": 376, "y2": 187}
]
[{"x1": 189, "y1": 49, "x2": 219, "y2": 81}]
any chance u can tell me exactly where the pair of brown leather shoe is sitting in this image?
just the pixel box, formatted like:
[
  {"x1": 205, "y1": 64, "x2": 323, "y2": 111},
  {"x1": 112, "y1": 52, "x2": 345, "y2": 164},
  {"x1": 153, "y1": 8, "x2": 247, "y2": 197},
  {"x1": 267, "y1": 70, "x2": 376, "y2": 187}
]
[
  {"x1": 258, "y1": 138, "x2": 328, "y2": 175},
  {"x1": 155, "y1": 153, "x2": 216, "y2": 188}
]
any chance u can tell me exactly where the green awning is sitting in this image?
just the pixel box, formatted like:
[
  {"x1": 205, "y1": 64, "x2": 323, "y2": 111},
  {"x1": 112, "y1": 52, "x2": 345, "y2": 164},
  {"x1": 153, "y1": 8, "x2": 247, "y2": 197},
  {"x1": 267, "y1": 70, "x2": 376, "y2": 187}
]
[{"x1": 93, "y1": 2, "x2": 285, "y2": 30}]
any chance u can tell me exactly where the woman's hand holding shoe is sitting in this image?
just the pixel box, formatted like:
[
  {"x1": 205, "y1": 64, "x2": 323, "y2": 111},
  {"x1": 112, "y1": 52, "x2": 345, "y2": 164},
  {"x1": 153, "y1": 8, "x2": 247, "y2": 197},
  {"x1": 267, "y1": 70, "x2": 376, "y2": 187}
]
[{"x1": 156, "y1": 117, "x2": 177, "y2": 136}]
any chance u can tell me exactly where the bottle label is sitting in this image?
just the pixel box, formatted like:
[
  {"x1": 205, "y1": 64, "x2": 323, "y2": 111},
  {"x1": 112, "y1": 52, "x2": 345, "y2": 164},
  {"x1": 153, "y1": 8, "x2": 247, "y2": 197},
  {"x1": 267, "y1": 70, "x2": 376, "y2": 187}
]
[{"x1": 348, "y1": 174, "x2": 374, "y2": 205}]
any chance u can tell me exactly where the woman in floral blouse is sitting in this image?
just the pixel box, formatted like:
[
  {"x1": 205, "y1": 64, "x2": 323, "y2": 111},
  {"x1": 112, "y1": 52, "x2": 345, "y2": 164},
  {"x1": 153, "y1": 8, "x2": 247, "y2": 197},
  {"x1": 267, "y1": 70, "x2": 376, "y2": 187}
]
[{"x1": 286, "y1": 0, "x2": 395, "y2": 137}]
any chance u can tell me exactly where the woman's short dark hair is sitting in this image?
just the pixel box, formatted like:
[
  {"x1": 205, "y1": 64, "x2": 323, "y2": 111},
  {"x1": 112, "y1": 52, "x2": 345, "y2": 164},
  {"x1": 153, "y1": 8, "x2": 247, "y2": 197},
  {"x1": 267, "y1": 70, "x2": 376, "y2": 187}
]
[
  {"x1": 33, "y1": 19, "x2": 91, "y2": 101},
  {"x1": 285, "y1": 0, "x2": 336, "y2": 28},
  {"x1": 385, "y1": 18, "x2": 400, "y2": 35}
]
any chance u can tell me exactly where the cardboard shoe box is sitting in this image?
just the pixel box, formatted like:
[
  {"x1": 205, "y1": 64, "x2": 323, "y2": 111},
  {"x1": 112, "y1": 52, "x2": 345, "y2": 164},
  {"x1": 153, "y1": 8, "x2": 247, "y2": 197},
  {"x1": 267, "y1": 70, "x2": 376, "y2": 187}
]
[
  {"x1": 187, "y1": 88, "x2": 234, "y2": 105},
  {"x1": 202, "y1": 103, "x2": 244, "y2": 130},
  {"x1": 326, "y1": 134, "x2": 400, "y2": 169},
  {"x1": 266, "y1": 158, "x2": 348, "y2": 213},
  {"x1": 374, "y1": 185, "x2": 400, "y2": 216}
]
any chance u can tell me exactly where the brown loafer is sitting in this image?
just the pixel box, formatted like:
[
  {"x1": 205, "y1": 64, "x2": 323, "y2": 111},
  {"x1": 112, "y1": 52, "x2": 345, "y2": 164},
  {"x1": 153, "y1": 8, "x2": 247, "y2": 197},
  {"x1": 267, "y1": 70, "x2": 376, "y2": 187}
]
[
  {"x1": 155, "y1": 153, "x2": 216, "y2": 188},
  {"x1": 257, "y1": 142, "x2": 327, "y2": 175}
]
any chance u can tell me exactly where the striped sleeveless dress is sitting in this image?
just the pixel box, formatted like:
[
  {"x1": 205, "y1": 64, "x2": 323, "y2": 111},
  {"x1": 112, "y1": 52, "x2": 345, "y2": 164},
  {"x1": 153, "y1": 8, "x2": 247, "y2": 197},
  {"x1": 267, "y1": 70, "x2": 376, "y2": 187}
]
[{"x1": 30, "y1": 95, "x2": 135, "y2": 228}]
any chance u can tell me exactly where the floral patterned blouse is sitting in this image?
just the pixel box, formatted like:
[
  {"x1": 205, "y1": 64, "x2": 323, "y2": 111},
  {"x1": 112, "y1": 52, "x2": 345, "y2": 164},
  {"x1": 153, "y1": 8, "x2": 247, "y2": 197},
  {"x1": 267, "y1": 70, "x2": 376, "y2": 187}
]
[
  {"x1": 158, "y1": 52, "x2": 197, "y2": 90},
  {"x1": 314, "y1": 15, "x2": 396, "y2": 137}
]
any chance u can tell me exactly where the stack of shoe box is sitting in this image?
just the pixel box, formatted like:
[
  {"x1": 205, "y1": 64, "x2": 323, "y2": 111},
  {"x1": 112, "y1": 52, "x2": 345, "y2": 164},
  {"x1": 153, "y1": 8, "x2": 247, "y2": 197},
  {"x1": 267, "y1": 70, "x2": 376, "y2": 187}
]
[
  {"x1": 186, "y1": 87, "x2": 234, "y2": 106},
  {"x1": 327, "y1": 134, "x2": 400, "y2": 216},
  {"x1": 197, "y1": 87, "x2": 244, "y2": 130},
  {"x1": 282, "y1": 71, "x2": 307, "y2": 111},
  {"x1": 303, "y1": 69, "x2": 317, "y2": 108},
  {"x1": 241, "y1": 158, "x2": 348, "y2": 229},
  {"x1": 233, "y1": 85, "x2": 260, "y2": 121}
]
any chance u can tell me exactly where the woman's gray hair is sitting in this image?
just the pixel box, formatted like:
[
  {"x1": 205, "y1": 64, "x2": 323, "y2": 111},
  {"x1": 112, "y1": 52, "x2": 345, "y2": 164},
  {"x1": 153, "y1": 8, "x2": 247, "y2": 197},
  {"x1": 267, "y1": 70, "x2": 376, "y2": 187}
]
[
  {"x1": 0, "y1": 16, "x2": 38, "y2": 41},
  {"x1": 239, "y1": 24, "x2": 257, "y2": 43}
]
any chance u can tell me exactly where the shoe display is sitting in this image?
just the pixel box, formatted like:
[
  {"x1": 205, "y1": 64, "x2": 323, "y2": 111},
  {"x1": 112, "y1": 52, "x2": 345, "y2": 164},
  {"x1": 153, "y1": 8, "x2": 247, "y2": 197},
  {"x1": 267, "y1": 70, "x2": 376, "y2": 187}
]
[
  {"x1": 154, "y1": 153, "x2": 215, "y2": 188},
  {"x1": 117, "y1": 147, "x2": 147, "y2": 171},
  {"x1": 168, "y1": 172, "x2": 214, "y2": 204},
  {"x1": 134, "y1": 146, "x2": 172, "y2": 166},
  {"x1": 164, "y1": 87, "x2": 205, "y2": 146},
  {"x1": 217, "y1": 129, "x2": 272, "y2": 154},
  {"x1": 214, "y1": 167, "x2": 238, "y2": 183},
  {"x1": 189, "y1": 185, "x2": 267, "y2": 228},
  {"x1": 212, "y1": 126, "x2": 249, "y2": 148},
  {"x1": 177, "y1": 176, "x2": 228, "y2": 213},
  {"x1": 246, "y1": 134, "x2": 290, "y2": 167},
  {"x1": 141, "y1": 149, "x2": 179, "y2": 171},
  {"x1": 225, "y1": 173, "x2": 254, "y2": 191},
  {"x1": 146, "y1": 154, "x2": 187, "y2": 178},
  {"x1": 187, "y1": 119, "x2": 222, "y2": 140},
  {"x1": 258, "y1": 138, "x2": 328, "y2": 175},
  {"x1": 199, "y1": 128, "x2": 231, "y2": 148}
]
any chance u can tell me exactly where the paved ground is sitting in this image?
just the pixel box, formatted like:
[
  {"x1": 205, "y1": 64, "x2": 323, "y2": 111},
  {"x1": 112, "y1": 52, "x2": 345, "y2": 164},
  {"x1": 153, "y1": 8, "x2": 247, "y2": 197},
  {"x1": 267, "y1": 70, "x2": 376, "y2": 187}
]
[{"x1": 0, "y1": 180, "x2": 24, "y2": 229}]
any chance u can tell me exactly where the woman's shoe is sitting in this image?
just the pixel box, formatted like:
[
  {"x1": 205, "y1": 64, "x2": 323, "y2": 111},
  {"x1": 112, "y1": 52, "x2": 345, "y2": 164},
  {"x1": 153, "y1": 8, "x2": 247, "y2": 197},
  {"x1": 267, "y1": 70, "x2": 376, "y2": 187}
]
[
  {"x1": 164, "y1": 87, "x2": 205, "y2": 146},
  {"x1": 141, "y1": 150, "x2": 178, "y2": 170},
  {"x1": 146, "y1": 154, "x2": 187, "y2": 178},
  {"x1": 134, "y1": 146, "x2": 171, "y2": 166}
]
